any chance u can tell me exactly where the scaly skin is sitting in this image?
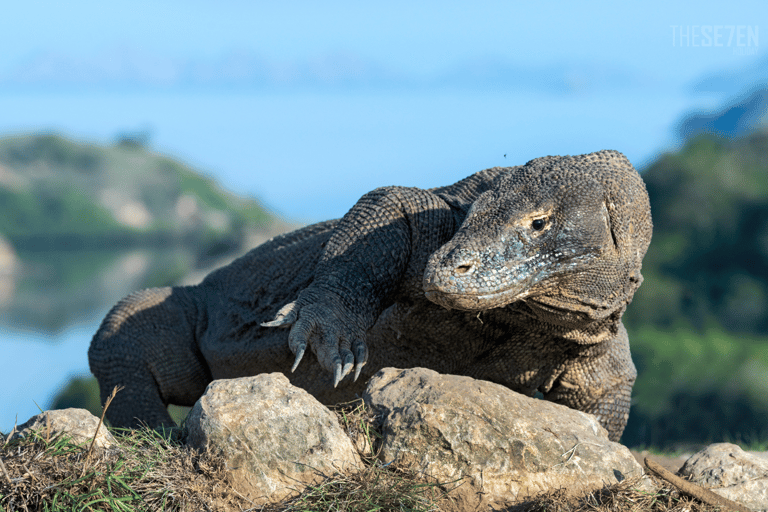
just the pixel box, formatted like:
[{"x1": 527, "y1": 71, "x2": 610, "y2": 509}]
[{"x1": 89, "y1": 150, "x2": 652, "y2": 441}]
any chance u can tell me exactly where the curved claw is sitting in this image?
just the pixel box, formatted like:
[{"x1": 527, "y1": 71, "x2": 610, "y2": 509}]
[
  {"x1": 353, "y1": 341, "x2": 368, "y2": 381},
  {"x1": 342, "y1": 361, "x2": 353, "y2": 379},
  {"x1": 333, "y1": 362, "x2": 343, "y2": 388},
  {"x1": 287, "y1": 315, "x2": 310, "y2": 372},
  {"x1": 290, "y1": 343, "x2": 306, "y2": 372},
  {"x1": 261, "y1": 301, "x2": 299, "y2": 328},
  {"x1": 354, "y1": 361, "x2": 365, "y2": 382}
]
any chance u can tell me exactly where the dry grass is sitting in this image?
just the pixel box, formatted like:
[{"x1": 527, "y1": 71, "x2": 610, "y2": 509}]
[
  {"x1": 261, "y1": 466, "x2": 450, "y2": 512},
  {"x1": 522, "y1": 477, "x2": 724, "y2": 512},
  {"x1": 0, "y1": 398, "x2": 739, "y2": 511},
  {"x1": 0, "y1": 425, "x2": 248, "y2": 512}
]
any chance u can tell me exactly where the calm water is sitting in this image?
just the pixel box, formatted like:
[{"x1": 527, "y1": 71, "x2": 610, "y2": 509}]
[{"x1": 0, "y1": 319, "x2": 100, "y2": 433}]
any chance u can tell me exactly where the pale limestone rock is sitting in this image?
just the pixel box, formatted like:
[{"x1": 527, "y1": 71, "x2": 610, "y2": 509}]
[
  {"x1": 363, "y1": 367, "x2": 646, "y2": 510},
  {"x1": 186, "y1": 374, "x2": 362, "y2": 505},
  {"x1": 0, "y1": 235, "x2": 18, "y2": 307},
  {"x1": 14, "y1": 408, "x2": 115, "y2": 449},
  {"x1": 679, "y1": 442, "x2": 768, "y2": 511}
]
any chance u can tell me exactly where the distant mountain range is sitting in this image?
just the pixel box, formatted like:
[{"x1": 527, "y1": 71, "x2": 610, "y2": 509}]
[
  {"x1": 8, "y1": 47, "x2": 765, "y2": 97},
  {"x1": 679, "y1": 86, "x2": 768, "y2": 140},
  {"x1": 0, "y1": 48, "x2": 657, "y2": 94},
  {"x1": 675, "y1": 55, "x2": 768, "y2": 139},
  {"x1": 687, "y1": 55, "x2": 768, "y2": 96}
]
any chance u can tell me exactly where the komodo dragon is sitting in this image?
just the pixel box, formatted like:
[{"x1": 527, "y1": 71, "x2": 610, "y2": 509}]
[{"x1": 89, "y1": 150, "x2": 652, "y2": 441}]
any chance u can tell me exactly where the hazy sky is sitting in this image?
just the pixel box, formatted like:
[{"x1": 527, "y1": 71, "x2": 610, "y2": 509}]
[
  {"x1": 0, "y1": 1, "x2": 765, "y2": 221},
  {"x1": 2, "y1": 1, "x2": 762, "y2": 79}
]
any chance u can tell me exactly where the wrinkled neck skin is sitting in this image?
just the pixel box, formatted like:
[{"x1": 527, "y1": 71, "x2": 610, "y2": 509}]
[
  {"x1": 425, "y1": 272, "x2": 631, "y2": 346},
  {"x1": 505, "y1": 294, "x2": 628, "y2": 345}
]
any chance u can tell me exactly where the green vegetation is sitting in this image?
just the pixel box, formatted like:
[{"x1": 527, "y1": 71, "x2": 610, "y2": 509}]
[
  {"x1": 0, "y1": 132, "x2": 285, "y2": 331},
  {"x1": 0, "y1": 132, "x2": 273, "y2": 249},
  {"x1": 625, "y1": 326, "x2": 768, "y2": 449},
  {"x1": 622, "y1": 129, "x2": 768, "y2": 448},
  {"x1": 0, "y1": 185, "x2": 125, "y2": 239},
  {"x1": 626, "y1": 130, "x2": 768, "y2": 333}
]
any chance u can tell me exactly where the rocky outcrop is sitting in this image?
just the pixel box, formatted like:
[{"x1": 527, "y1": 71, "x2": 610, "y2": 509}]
[
  {"x1": 15, "y1": 373, "x2": 768, "y2": 510},
  {"x1": 186, "y1": 374, "x2": 362, "y2": 506},
  {"x1": 679, "y1": 443, "x2": 768, "y2": 511},
  {"x1": 0, "y1": 235, "x2": 18, "y2": 308},
  {"x1": 363, "y1": 367, "x2": 647, "y2": 510},
  {"x1": 12, "y1": 408, "x2": 115, "y2": 449}
]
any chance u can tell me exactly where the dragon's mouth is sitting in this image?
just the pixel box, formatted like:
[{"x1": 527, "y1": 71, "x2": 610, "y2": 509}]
[
  {"x1": 422, "y1": 255, "x2": 547, "y2": 311},
  {"x1": 423, "y1": 284, "x2": 533, "y2": 311},
  {"x1": 423, "y1": 246, "x2": 598, "y2": 312}
]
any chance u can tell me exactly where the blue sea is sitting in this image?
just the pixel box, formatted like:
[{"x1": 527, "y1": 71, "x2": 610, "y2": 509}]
[{"x1": 1, "y1": 319, "x2": 100, "y2": 432}]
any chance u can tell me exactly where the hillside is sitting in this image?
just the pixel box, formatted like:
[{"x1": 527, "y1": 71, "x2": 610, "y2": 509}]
[
  {"x1": 626, "y1": 129, "x2": 768, "y2": 333},
  {"x1": 622, "y1": 128, "x2": 768, "y2": 448},
  {"x1": 0, "y1": 133, "x2": 289, "y2": 331}
]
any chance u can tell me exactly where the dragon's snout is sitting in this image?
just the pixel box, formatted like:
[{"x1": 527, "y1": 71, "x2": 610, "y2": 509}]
[
  {"x1": 423, "y1": 249, "x2": 480, "y2": 293},
  {"x1": 422, "y1": 246, "x2": 524, "y2": 310}
]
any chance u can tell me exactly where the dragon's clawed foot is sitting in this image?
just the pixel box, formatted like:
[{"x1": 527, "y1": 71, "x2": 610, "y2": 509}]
[{"x1": 262, "y1": 299, "x2": 368, "y2": 387}]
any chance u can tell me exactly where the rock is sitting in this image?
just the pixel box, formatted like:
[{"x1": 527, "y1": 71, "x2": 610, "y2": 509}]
[
  {"x1": 679, "y1": 442, "x2": 768, "y2": 511},
  {"x1": 186, "y1": 374, "x2": 362, "y2": 505},
  {"x1": 0, "y1": 235, "x2": 18, "y2": 307},
  {"x1": 363, "y1": 367, "x2": 647, "y2": 510},
  {"x1": 13, "y1": 408, "x2": 115, "y2": 450}
]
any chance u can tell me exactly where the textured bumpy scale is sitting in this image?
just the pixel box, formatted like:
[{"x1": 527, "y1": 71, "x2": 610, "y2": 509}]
[{"x1": 89, "y1": 150, "x2": 652, "y2": 441}]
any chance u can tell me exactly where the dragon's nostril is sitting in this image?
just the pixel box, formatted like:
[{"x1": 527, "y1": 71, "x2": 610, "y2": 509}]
[{"x1": 455, "y1": 264, "x2": 473, "y2": 275}]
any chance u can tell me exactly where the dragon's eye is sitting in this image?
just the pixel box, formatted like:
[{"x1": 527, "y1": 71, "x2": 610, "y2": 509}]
[{"x1": 531, "y1": 218, "x2": 547, "y2": 231}]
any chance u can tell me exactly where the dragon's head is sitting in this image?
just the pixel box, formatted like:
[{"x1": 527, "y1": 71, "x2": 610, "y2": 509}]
[{"x1": 423, "y1": 150, "x2": 652, "y2": 322}]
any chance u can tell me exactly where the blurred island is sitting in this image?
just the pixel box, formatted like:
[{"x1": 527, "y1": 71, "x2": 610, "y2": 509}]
[{"x1": 0, "y1": 132, "x2": 292, "y2": 332}]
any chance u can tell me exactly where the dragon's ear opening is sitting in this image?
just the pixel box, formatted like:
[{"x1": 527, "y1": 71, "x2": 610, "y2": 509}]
[{"x1": 603, "y1": 201, "x2": 619, "y2": 251}]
